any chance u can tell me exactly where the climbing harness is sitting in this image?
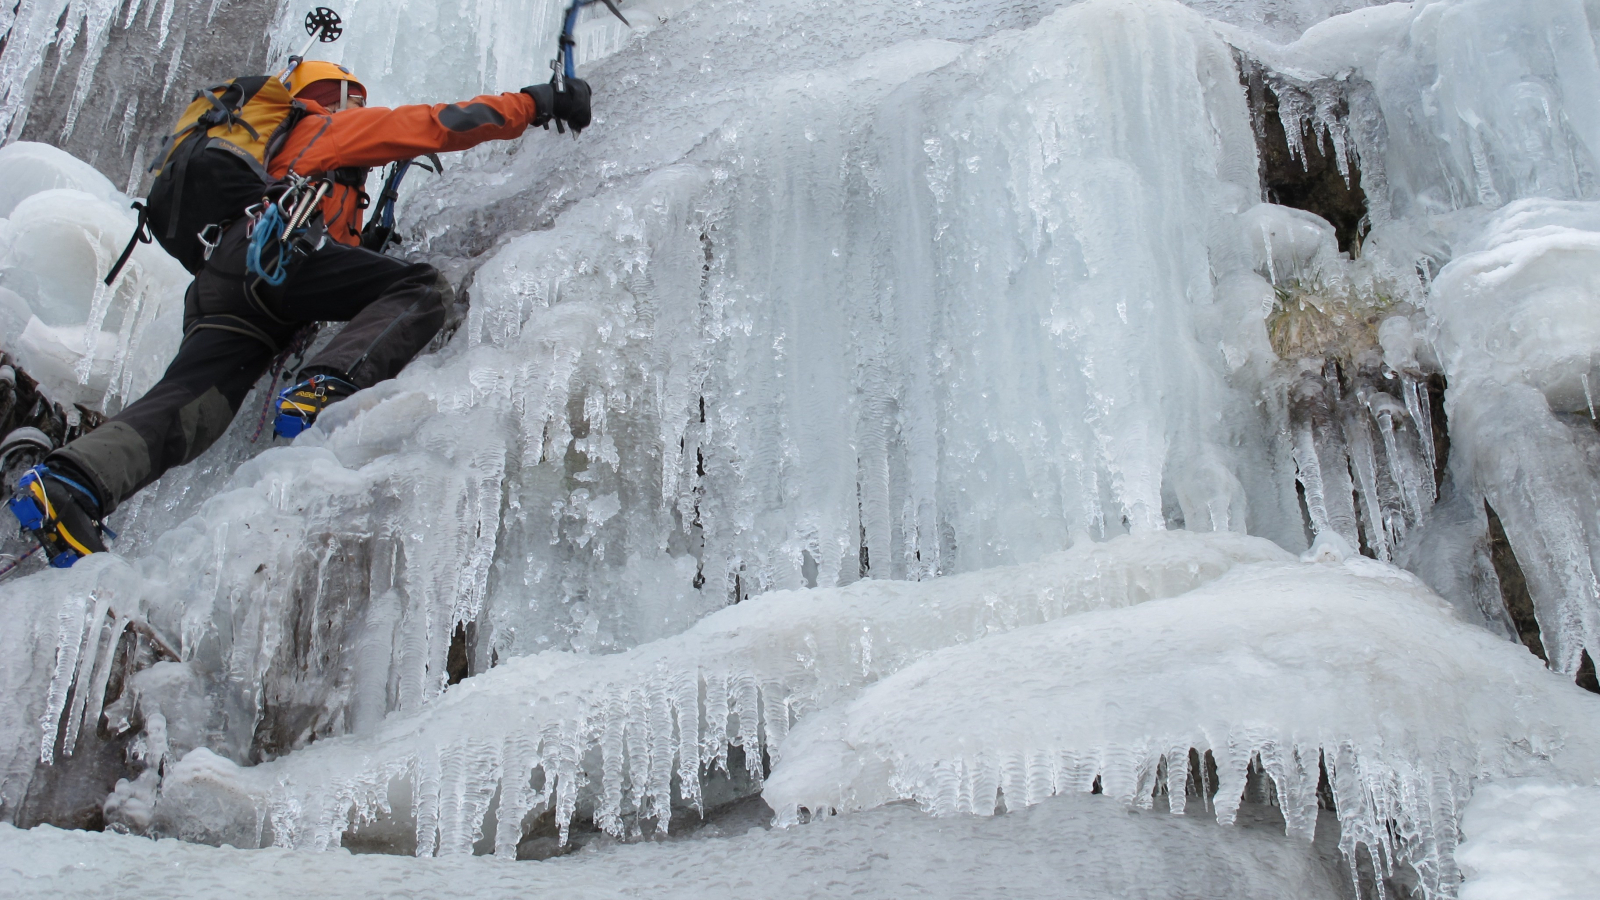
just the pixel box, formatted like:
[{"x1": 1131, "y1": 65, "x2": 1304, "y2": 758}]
[
  {"x1": 246, "y1": 173, "x2": 332, "y2": 286},
  {"x1": 361, "y1": 154, "x2": 442, "y2": 253}
]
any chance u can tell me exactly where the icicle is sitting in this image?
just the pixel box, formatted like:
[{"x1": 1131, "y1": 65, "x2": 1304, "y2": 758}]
[
  {"x1": 673, "y1": 668, "x2": 703, "y2": 816},
  {"x1": 1400, "y1": 373, "x2": 1437, "y2": 483},
  {"x1": 493, "y1": 734, "x2": 539, "y2": 859},
  {"x1": 594, "y1": 691, "x2": 627, "y2": 835},
  {"x1": 412, "y1": 749, "x2": 443, "y2": 858},
  {"x1": 645, "y1": 678, "x2": 676, "y2": 833},
  {"x1": 1344, "y1": 406, "x2": 1390, "y2": 561},
  {"x1": 1370, "y1": 393, "x2": 1425, "y2": 524},
  {"x1": 1290, "y1": 368, "x2": 1360, "y2": 548},
  {"x1": 435, "y1": 739, "x2": 500, "y2": 854},
  {"x1": 39, "y1": 594, "x2": 92, "y2": 765},
  {"x1": 59, "y1": 592, "x2": 115, "y2": 759},
  {"x1": 73, "y1": 612, "x2": 129, "y2": 759}
]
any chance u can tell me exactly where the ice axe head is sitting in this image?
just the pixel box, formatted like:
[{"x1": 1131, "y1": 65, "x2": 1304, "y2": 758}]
[{"x1": 553, "y1": 0, "x2": 629, "y2": 87}]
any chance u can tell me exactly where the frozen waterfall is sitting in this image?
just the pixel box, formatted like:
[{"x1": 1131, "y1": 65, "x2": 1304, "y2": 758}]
[{"x1": 2, "y1": 0, "x2": 1600, "y2": 897}]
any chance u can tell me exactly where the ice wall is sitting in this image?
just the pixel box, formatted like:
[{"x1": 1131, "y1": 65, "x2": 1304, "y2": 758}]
[
  {"x1": 460, "y1": 0, "x2": 1303, "y2": 620},
  {"x1": 0, "y1": 143, "x2": 185, "y2": 412},
  {"x1": 10, "y1": 0, "x2": 1321, "y2": 708},
  {"x1": 2, "y1": 0, "x2": 1600, "y2": 896},
  {"x1": 141, "y1": 532, "x2": 1287, "y2": 852}
]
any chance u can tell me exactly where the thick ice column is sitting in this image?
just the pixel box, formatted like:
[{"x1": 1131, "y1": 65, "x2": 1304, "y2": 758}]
[
  {"x1": 1449, "y1": 382, "x2": 1600, "y2": 674},
  {"x1": 1429, "y1": 201, "x2": 1600, "y2": 673}
]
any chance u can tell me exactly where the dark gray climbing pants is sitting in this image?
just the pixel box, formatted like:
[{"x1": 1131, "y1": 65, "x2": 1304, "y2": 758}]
[{"x1": 50, "y1": 220, "x2": 448, "y2": 514}]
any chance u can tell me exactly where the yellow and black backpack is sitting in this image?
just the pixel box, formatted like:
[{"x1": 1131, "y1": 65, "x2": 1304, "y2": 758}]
[{"x1": 106, "y1": 76, "x2": 308, "y2": 281}]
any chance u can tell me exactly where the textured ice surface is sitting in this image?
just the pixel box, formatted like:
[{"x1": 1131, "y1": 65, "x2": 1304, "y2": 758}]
[
  {"x1": 0, "y1": 790, "x2": 1350, "y2": 899},
  {"x1": 140, "y1": 532, "x2": 1289, "y2": 852},
  {"x1": 0, "y1": 142, "x2": 185, "y2": 409},
  {"x1": 1455, "y1": 779, "x2": 1600, "y2": 900},
  {"x1": 766, "y1": 551, "x2": 1600, "y2": 899}
]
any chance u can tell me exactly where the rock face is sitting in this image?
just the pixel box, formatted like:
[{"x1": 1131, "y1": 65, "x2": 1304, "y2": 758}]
[{"x1": 11, "y1": 0, "x2": 280, "y2": 192}]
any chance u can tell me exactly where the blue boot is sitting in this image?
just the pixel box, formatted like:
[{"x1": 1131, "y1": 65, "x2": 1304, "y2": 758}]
[
  {"x1": 8, "y1": 465, "x2": 111, "y2": 568},
  {"x1": 274, "y1": 373, "x2": 359, "y2": 438}
]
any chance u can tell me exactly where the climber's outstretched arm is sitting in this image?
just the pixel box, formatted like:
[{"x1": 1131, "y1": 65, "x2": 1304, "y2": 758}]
[{"x1": 269, "y1": 92, "x2": 542, "y2": 176}]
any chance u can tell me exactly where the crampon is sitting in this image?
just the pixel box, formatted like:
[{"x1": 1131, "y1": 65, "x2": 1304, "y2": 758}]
[{"x1": 6, "y1": 465, "x2": 114, "y2": 570}]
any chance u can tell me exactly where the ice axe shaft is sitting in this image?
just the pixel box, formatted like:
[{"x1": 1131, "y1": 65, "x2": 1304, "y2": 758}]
[{"x1": 552, "y1": 0, "x2": 629, "y2": 88}]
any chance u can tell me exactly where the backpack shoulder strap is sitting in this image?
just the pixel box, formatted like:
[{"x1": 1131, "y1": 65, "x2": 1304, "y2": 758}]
[{"x1": 263, "y1": 100, "x2": 312, "y2": 169}]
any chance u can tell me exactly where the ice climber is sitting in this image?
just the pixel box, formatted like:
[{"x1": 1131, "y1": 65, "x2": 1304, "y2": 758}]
[{"x1": 6, "y1": 60, "x2": 593, "y2": 566}]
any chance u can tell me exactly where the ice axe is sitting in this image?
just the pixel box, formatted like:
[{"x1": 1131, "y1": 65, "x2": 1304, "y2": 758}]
[
  {"x1": 285, "y1": 7, "x2": 344, "y2": 73},
  {"x1": 550, "y1": 0, "x2": 629, "y2": 91}
]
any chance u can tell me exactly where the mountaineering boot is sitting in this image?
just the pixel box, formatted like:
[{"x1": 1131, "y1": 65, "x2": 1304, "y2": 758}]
[
  {"x1": 274, "y1": 373, "x2": 359, "y2": 438},
  {"x1": 8, "y1": 465, "x2": 110, "y2": 567}
]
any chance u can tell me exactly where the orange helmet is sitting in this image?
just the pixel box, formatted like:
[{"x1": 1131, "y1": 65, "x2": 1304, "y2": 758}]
[{"x1": 280, "y1": 60, "x2": 366, "y2": 107}]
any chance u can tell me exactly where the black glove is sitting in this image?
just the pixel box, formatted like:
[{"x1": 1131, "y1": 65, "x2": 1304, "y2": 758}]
[{"x1": 522, "y1": 78, "x2": 592, "y2": 134}]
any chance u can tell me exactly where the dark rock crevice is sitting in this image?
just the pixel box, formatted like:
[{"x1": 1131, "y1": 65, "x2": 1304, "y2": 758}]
[
  {"x1": 1239, "y1": 55, "x2": 1371, "y2": 254},
  {"x1": 1482, "y1": 500, "x2": 1547, "y2": 662}
]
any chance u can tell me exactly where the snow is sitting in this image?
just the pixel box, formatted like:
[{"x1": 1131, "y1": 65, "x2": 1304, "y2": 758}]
[
  {"x1": 0, "y1": 790, "x2": 1351, "y2": 899},
  {"x1": 1456, "y1": 779, "x2": 1600, "y2": 900}
]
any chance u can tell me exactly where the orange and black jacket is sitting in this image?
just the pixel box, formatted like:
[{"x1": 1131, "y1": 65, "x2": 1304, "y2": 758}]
[{"x1": 267, "y1": 91, "x2": 541, "y2": 246}]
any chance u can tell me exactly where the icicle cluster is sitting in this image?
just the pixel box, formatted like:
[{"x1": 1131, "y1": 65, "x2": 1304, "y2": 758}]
[
  {"x1": 763, "y1": 557, "x2": 1600, "y2": 900},
  {"x1": 0, "y1": 0, "x2": 208, "y2": 141},
  {"x1": 150, "y1": 532, "x2": 1290, "y2": 854},
  {"x1": 1289, "y1": 357, "x2": 1438, "y2": 561}
]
